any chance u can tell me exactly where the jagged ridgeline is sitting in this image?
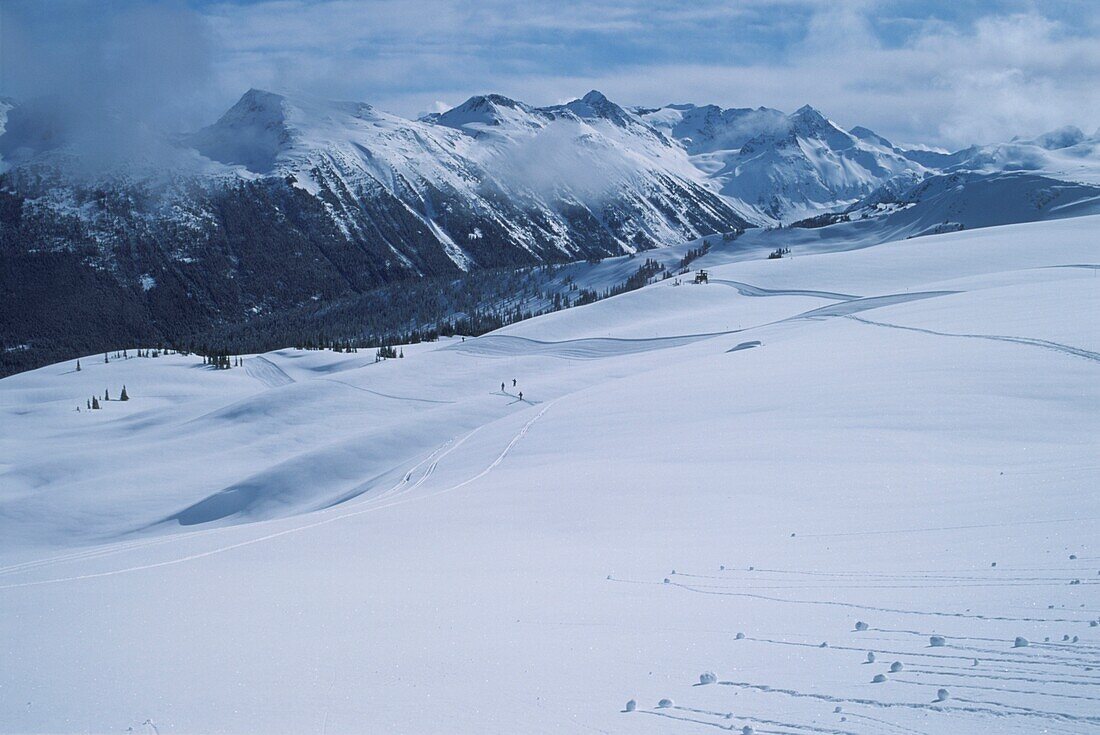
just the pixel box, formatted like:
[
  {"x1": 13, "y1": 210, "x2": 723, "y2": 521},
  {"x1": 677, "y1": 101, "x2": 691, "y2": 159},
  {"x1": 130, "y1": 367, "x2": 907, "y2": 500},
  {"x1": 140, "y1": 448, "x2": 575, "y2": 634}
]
[
  {"x1": 4, "y1": 86, "x2": 1099, "y2": 375},
  {"x1": 0, "y1": 90, "x2": 748, "y2": 375}
]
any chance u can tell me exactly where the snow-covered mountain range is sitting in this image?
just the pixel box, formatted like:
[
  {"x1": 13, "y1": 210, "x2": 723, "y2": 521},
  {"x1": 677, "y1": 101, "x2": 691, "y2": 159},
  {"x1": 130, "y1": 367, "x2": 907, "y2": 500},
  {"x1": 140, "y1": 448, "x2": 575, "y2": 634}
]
[
  {"x1": 2, "y1": 87, "x2": 1099, "y2": 375},
  {"x1": 635, "y1": 101, "x2": 1100, "y2": 222}
]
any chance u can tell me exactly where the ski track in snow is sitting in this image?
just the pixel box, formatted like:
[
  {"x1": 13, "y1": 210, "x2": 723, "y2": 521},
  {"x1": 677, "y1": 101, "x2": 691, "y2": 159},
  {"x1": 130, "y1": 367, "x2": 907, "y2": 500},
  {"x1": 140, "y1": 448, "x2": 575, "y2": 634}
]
[
  {"x1": 242, "y1": 355, "x2": 295, "y2": 387},
  {"x1": 711, "y1": 679, "x2": 1100, "y2": 725},
  {"x1": 6, "y1": 219, "x2": 1100, "y2": 733},
  {"x1": 789, "y1": 291, "x2": 959, "y2": 320},
  {"x1": 653, "y1": 578, "x2": 1096, "y2": 624},
  {"x1": 847, "y1": 316, "x2": 1100, "y2": 364},
  {"x1": 617, "y1": 550, "x2": 1100, "y2": 734},
  {"x1": 446, "y1": 290, "x2": 960, "y2": 362},
  {"x1": 0, "y1": 403, "x2": 554, "y2": 589},
  {"x1": 447, "y1": 332, "x2": 726, "y2": 359},
  {"x1": 319, "y1": 376, "x2": 456, "y2": 404},
  {"x1": 709, "y1": 278, "x2": 860, "y2": 300}
]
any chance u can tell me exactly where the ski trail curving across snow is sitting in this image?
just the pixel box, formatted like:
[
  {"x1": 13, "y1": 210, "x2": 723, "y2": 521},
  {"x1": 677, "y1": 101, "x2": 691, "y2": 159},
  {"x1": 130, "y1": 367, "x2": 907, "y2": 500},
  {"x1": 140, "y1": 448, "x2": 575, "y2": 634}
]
[
  {"x1": 709, "y1": 278, "x2": 860, "y2": 300},
  {"x1": 789, "y1": 291, "x2": 959, "y2": 320},
  {"x1": 0, "y1": 403, "x2": 554, "y2": 589},
  {"x1": 0, "y1": 439, "x2": 458, "y2": 579},
  {"x1": 446, "y1": 333, "x2": 725, "y2": 360},
  {"x1": 847, "y1": 315, "x2": 1100, "y2": 364}
]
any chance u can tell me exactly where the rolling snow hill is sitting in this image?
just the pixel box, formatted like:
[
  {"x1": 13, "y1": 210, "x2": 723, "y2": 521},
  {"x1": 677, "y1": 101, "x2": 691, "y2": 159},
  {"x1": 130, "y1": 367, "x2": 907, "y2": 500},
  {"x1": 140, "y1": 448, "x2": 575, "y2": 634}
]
[{"x1": 1, "y1": 216, "x2": 1098, "y2": 734}]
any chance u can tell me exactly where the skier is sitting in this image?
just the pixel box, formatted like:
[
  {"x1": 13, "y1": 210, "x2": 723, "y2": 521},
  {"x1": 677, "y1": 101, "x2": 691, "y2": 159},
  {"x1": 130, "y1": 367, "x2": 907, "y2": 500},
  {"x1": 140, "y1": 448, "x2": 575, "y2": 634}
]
[
  {"x1": 519, "y1": 391, "x2": 523, "y2": 401},
  {"x1": 501, "y1": 382, "x2": 505, "y2": 392},
  {"x1": 513, "y1": 378, "x2": 517, "y2": 387}
]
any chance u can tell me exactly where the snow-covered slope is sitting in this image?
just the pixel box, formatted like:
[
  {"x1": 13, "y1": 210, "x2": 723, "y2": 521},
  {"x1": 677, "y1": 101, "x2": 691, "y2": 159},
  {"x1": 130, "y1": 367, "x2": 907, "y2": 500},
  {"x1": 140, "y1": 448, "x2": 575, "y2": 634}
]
[
  {"x1": 638, "y1": 103, "x2": 929, "y2": 222},
  {"x1": 944, "y1": 130, "x2": 1100, "y2": 185},
  {"x1": 765, "y1": 170, "x2": 1100, "y2": 249},
  {"x1": 187, "y1": 88, "x2": 746, "y2": 266},
  {"x1": 2, "y1": 216, "x2": 1098, "y2": 733}
]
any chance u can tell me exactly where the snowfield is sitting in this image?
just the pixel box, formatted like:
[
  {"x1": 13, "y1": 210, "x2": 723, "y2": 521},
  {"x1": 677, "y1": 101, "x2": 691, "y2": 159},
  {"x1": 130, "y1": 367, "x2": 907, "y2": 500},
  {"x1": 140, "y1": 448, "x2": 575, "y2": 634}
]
[{"x1": 1, "y1": 217, "x2": 1099, "y2": 734}]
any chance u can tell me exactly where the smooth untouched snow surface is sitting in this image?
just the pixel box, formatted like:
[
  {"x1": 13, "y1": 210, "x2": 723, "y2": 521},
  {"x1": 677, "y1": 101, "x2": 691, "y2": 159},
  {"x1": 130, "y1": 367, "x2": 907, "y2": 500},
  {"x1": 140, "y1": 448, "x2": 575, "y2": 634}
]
[{"x1": 1, "y1": 217, "x2": 1099, "y2": 734}]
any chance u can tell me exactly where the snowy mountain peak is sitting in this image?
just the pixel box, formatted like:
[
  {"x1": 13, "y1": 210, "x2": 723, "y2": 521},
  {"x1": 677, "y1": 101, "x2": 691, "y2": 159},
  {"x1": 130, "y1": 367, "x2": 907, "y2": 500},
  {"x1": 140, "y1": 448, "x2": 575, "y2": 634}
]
[
  {"x1": 562, "y1": 90, "x2": 637, "y2": 128},
  {"x1": 188, "y1": 89, "x2": 298, "y2": 173},
  {"x1": 788, "y1": 105, "x2": 843, "y2": 139},
  {"x1": 580, "y1": 90, "x2": 611, "y2": 105},
  {"x1": 433, "y1": 94, "x2": 540, "y2": 132},
  {"x1": 225, "y1": 88, "x2": 289, "y2": 121},
  {"x1": 849, "y1": 125, "x2": 895, "y2": 149}
]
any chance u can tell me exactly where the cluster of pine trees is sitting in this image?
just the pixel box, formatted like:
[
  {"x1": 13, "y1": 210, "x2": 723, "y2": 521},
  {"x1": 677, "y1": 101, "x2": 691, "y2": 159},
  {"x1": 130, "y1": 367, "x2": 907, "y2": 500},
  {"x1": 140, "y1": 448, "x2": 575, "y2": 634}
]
[
  {"x1": 85, "y1": 385, "x2": 129, "y2": 410},
  {"x1": 675, "y1": 241, "x2": 712, "y2": 272},
  {"x1": 202, "y1": 354, "x2": 240, "y2": 369},
  {"x1": 374, "y1": 345, "x2": 403, "y2": 361}
]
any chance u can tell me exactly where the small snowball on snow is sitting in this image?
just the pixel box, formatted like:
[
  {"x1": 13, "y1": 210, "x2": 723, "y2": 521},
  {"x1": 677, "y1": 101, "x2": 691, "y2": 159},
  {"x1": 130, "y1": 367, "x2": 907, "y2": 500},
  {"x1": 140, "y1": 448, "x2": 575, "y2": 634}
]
[
  {"x1": 663, "y1": 578, "x2": 670, "y2": 584},
  {"x1": 1063, "y1": 634, "x2": 1071, "y2": 641},
  {"x1": 834, "y1": 706, "x2": 843, "y2": 713},
  {"x1": 735, "y1": 632, "x2": 746, "y2": 640},
  {"x1": 741, "y1": 726, "x2": 754, "y2": 735},
  {"x1": 1091, "y1": 621, "x2": 1099, "y2": 627},
  {"x1": 720, "y1": 565, "x2": 725, "y2": 570},
  {"x1": 657, "y1": 698, "x2": 674, "y2": 709},
  {"x1": 1070, "y1": 554, "x2": 1077, "y2": 560},
  {"x1": 991, "y1": 562, "x2": 997, "y2": 567},
  {"x1": 819, "y1": 642, "x2": 829, "y2": 648},
  {"x1": 866, "y1": 652, "x2": 876, "y2": 663},
  {"x1": 1073, "y1": 635, "x2": 1079, "y2": 643},
  {"x1": 935, "y1": 688, "x2": 950, "y2": 702},
  {"x1": 855, "y1": 621, "x2": 869, "y2": 631},
  {"x1": 929, "y1": 635, "x2": 946, "y2": 647},
  {"x1": 699, "y1": 672, "x2": 717, "y2": 685},
  {"x1": 890, "y1": 661, "x2": 903, "y2": 673},
  {"x1": 872, "y1": 674, "x2": 887, "y2": 683},
  {"x1": 1013, "y1": 637, "x2": 1029, "y2": 648},
  {"x1": 624, "y1": 699, "x2": 636, "y2": 712},
  {"x1": 972, "y1": 659, "x2": 979, "y2": 667}
]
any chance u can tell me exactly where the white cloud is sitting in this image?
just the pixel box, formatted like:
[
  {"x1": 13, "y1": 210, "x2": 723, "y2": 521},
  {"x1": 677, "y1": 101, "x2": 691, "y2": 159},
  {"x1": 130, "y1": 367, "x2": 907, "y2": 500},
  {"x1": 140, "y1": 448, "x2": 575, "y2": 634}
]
[{"x1": 92, "y1": 0, "x2": 1100, "y2": 148}]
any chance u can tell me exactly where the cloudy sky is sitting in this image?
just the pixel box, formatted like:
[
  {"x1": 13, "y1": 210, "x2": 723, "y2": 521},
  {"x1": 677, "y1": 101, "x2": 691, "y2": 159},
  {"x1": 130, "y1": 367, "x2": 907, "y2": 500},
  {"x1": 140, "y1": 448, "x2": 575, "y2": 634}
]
[{"x1": 2, "y1": 0, "x2": 1098, "y2": 147}]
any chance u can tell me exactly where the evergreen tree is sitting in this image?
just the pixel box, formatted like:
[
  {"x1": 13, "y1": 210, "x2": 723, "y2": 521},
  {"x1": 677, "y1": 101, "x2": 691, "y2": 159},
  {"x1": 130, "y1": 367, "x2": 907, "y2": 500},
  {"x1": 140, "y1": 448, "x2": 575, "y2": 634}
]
[
  {"x1": 87, "y1": 398, "x2": 91, "y2": 410},
  {"x1": 104, "y1": 353, "x2": 109, "y2": 363},
  {"x1": 120, "y1": 385, "x2": 129, "y2": 401},
  {"x1": 92, "y1": 396, "x2": 100, "y2": 410},
  {"x1": 104, "y1": 388, "x2": 109, "y2": 401},
  {"x1": 76, "y1": 360, "x2": 81, "y2": 372}
]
